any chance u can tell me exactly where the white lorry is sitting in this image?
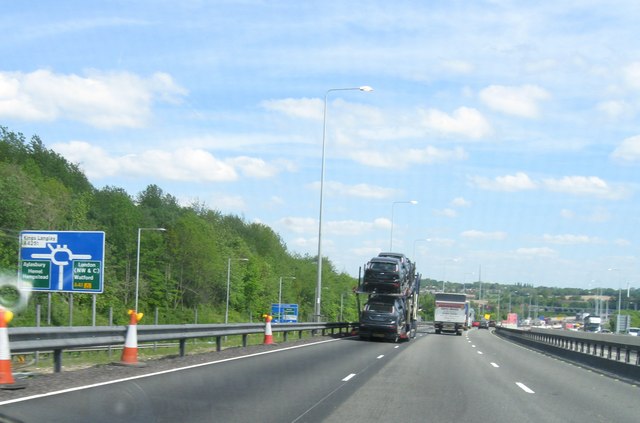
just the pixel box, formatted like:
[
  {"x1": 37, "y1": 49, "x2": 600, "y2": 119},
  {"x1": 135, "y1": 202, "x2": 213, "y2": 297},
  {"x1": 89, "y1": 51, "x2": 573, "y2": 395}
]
[
  {"x1": 434, "y1": 292, "x2": 467, "y2": 336},
  {"x1": 583, "y1": 314, "x2": 602, "y2": 333}
]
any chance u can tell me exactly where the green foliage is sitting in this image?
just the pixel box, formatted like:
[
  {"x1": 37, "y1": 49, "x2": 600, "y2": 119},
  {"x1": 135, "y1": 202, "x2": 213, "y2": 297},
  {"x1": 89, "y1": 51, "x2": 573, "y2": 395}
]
[{"x1": 0, "y1": 127, "x2": 358, "y2": 326}]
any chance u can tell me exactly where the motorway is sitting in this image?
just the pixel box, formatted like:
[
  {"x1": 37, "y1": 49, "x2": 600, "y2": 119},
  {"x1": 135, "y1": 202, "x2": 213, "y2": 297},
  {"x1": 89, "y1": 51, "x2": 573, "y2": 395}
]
[{"x1": 0, "y1": 328, "x2": 638, "y2": 422}]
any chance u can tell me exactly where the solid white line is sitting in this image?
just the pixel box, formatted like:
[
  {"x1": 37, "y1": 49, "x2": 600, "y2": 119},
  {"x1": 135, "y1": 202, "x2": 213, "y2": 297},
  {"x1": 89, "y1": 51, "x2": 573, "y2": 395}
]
[
  {"x1": 0, "y1": 337, "x2": 344, "y2": 406},
  {"x1": 516, "y1": 382, "x2": 535, "y2": 394},
  {"x1": 377, "y1": 355, "x2": 384, "y2": 359},
  {"x1": 491, "y1": 362, "x2": 499, "y2": 368},
  {"x1": 342, "y1": 373, "x2": 356, "y2": 382}
]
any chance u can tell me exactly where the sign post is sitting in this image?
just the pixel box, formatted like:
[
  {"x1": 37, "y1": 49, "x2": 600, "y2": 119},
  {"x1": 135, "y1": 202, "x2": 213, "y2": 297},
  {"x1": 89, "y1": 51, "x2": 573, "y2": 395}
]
[{"x1": 19, "y1": 231, "x2": 105, "y2": 293}]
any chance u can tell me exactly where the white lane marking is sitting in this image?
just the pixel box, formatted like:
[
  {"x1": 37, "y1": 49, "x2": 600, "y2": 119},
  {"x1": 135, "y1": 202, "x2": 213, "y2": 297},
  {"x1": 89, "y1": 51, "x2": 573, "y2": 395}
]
[
  {"x1": 394, "y1": 345, "x2": 400, "y2": 349},
  {"x1": 377, "y1": 355, "x2": 384, "y2": 359},
  {"x1": 477, "y1": 351, "x2": 483, "y2": 355},
  {"x1": 0, "y1": 336, "x2": 344, "y2": 406},
  {"x1": 471, "y1": 344, "x2": 476, "y2": 348},
  {"x1": 342, "y1": 373, "x2": 356, "y2": 382},
  {"x1": 516, "y1": 382, "x2": 535, "y2": 394},
  {"x1": 491, "y1": 362, "x2": 499, "y2": 368}
]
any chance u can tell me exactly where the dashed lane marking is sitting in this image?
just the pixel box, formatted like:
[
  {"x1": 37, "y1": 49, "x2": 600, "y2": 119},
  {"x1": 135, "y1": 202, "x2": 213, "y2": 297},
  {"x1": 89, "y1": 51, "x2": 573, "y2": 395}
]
[{"x1": 516, "y1": 382, "x2": 535, "y2": 394}]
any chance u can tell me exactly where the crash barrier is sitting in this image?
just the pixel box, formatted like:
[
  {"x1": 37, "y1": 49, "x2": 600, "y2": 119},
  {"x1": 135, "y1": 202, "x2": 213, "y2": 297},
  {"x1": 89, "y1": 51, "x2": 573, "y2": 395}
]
[
  {"x1": 8, "y1": 321, "x2": 355, "y2": 373},
  {"x1": 495, "y1": 326, "x2": 640, "y2": 382}
]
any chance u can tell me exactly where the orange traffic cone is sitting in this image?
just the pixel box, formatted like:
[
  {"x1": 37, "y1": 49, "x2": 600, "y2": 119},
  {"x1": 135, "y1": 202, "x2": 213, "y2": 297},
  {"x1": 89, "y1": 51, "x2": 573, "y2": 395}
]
[
  {"x1": 1, "y1": 308, "x2": 25, "y2": 390},
  {"x1": 120, "y1": 309, "x2": 144, "y2": 366},
  {"x1": 263, "y1": 314, "x2": 274, "y2": 345}
]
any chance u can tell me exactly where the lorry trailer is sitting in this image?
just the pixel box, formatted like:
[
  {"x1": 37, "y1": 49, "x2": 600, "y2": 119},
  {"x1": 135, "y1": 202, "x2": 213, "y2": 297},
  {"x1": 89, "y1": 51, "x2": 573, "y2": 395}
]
[{"x1": 434, "y1": 292, "x2": 467, "y2": 335}]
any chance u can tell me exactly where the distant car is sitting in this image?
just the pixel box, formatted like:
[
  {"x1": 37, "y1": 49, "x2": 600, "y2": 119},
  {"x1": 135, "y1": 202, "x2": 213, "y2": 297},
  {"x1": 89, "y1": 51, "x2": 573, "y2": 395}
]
[
  {"x1": 472, "y1": 321, "x2": 480, "y2": 328},
  {"x1": 489, "y1": 320, "x2": 496, "y2": 327},
  {"x1": 628, "y1": 327, "x2": 640, "y2": 336},
  {"x1": 479, "y1": 320, "x2": 489, "y2": 329}
]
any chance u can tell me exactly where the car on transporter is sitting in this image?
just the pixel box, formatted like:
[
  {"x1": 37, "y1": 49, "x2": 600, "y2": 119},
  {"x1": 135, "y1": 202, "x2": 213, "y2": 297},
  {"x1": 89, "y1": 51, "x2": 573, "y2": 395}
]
[{"x1": 358, "y1": 295, "x2": 407, "y2": 342}]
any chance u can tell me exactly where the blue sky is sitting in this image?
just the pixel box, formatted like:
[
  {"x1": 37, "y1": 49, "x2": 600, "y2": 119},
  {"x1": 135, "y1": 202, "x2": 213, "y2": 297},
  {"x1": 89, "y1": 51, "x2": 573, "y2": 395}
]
[{"x1": 2, "y1": 1, "x2": 639, "y2": 289}]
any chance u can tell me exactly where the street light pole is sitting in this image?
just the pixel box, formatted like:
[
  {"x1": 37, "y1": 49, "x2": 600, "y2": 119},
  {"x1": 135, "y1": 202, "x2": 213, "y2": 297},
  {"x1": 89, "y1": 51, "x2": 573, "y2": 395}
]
[
  {"x1": 135, "y1": 227, "x2": 166, "y2": 313},
  {"x1": 225, "y1": 257, "x2": 249, "y2": 324},
  {"x1": 278, "y1": 276, "x2": 296, "y2": 323},
  {"x1": 389, "y1": 200, "x2": 418, "y2": 251},
  {"x1": 315, "y1": 85, "x2": 372, "y2": 322}
]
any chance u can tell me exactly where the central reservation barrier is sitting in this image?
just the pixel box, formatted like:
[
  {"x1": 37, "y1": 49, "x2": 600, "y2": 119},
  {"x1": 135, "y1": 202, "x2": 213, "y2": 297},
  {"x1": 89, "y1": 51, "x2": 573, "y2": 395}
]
[{"x1": 495, "y1": 326, "x2": 640, "y2": 382}]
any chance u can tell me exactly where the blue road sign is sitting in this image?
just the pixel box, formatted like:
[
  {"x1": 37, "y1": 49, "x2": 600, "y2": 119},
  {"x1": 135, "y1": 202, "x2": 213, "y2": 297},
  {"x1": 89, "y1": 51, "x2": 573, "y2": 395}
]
[
  {"x1": 272, "y1": 303, "x2": 299, "y2": 323},
  {"x1": 19, "y1": 231, "x2": 105, "y2": 293}
]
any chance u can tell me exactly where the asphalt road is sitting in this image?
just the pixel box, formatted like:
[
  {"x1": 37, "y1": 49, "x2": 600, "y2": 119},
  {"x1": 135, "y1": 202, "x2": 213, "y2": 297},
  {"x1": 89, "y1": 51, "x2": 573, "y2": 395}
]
[{"x1": 0, "y1": 329, "x2": 638, "y2": 422}]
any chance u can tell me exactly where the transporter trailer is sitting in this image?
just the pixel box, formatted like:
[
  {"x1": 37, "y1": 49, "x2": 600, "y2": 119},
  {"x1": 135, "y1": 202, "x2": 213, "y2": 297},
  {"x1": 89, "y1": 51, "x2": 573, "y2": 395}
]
[{"x1": 356, "y1": 253, "x2": 420, "y2": 343}]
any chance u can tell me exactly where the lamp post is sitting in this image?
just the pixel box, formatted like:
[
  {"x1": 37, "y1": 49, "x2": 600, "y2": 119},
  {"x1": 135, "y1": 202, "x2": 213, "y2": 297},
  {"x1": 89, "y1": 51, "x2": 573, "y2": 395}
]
[
  {"x1": 315, "y1": 85, "x2": 373, "y2": 322},
  {"x1": 278, "y1": 276, "x2": 296, "y2": 323},
  {"x1": 135, "y1": 227, "x2": 166, "y2": 313},
  {"x1": 608, "y1": 268, "x2": 622, "y2": 333},
  {"x1": 389, "y1": 200, "x2": 418, "y2": 251},
  {"x1": 225, "y1": 257, "x2": 249, "y2": 324}
]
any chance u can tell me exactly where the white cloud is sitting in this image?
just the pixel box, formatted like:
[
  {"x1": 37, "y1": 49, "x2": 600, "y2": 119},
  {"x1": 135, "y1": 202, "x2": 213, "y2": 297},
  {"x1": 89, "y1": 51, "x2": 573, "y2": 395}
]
[
  {"x1": 516, "y1": 247, "x2": 556, "y2": 257},
  {"x1": 279, "y1": 216, "x2": 389, "y2": 237},
  {"x1": 542, "y1": 176, "x2": 627, "y2": 199},
  {"x1": 441, "y1": 60, "x2": 474, "y2": 74},
  {"x1": 373, "y1": 218, "x2": 391, "y2": 230},
  {"x1": 611, "y1": 135, "x2": 640, "y2": 163},
  {"x1": 325, "y1": 220, "x2": 377, "y2": 236},
  {"x1": 542, "y1": 234, "x2": 602, "y2": 245},
  {"x1": 307, "y1": 181, "x2": 398, "y2": 199},
  {"x1": 469, "y1": 172, "x2": 537, "y2": 192},
  {"x1": 451, "y1": 197, "x2": 471, "y2": 207},
  {"x1": 420, "y1": 107, "x2": 492, "y2": 139},
  {"x1": 461, "y1": 230, "x2": 507, "y2": 240},
  {"x1": 0, "y1": 69, "x2": 186, "y2": 128},
  {"x1": 279, "y1": 217, "x2": 316, "y2": 235},
  {"x1": 434, "y1": 208, "x2": 457, "y2": 218},
  {"x1": 623, "y1": 62, "x2": 640, "y2": 90},
  {"x1": 227, "y1": 156, "x2": 278, "y2": 179},
  {"x1": 210, "y1": 194, "x2": 246, "y2": 212},
  {"x1": 350, "y1": 146, "x2": 467, "y2": 168},
  {"x1": 479, "y1": 84, "x2": 550, "y2": 118},
  {"x1": 53, "y1": 141, "x2": 294, "y2": 182},
  {"x1": 560, "y1": 209, "x2": 575, "y2": 219},
  {"x1": 261, "y1": 97, "x2": 323, "y2": 120},
  {"x1": 614, "y1": 239, "x2": 631, "y2": 247},
  {"x1": 597, "y1": 100, "x2": 630, "y2": 119},
  {"x1": 470, "y1": 173, "x2": 628, "y2": 199}
]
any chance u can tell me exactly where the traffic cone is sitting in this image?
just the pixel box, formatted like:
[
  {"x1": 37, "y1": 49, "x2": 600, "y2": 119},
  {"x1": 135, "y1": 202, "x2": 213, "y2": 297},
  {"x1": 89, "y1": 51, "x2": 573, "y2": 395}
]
[
  {"x1": 1, "y1": 308, "x2": 25, "y2": 390},
  {"x1": 120, "y1": 309, "x2": 144, "y2": 365},
  {"x1": 263, "y1": 314, "x2": 274, "y2": 345}
]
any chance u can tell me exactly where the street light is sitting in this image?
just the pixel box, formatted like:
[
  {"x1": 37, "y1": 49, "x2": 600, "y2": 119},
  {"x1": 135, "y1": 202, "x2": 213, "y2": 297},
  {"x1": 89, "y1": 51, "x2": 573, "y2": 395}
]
[
  {"x1": 135, "y1": 227, "x2": 166, "y2": 313},
  {"x1": 225, "y1": 257, "x2": 249, "y2": 324},
  {"x1": 389, "y1": 200, "x2": 418, "y2": 251},
  {"x1": 278, "y1": 276, "x2": 296, "y2": 323},
  {"x1": 608, "y1": 268, "x2": 622, "y2": 333},
  {"x1": 315, "y1": 85, "x2": 373, "y2": 322}
]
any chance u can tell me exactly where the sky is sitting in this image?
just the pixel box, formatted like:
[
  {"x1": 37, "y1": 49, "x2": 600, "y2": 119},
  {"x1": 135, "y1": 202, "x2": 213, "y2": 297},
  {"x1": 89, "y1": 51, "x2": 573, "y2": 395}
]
[{"x1": 1, "y1": 1, "x2": 639, "y2": 290}]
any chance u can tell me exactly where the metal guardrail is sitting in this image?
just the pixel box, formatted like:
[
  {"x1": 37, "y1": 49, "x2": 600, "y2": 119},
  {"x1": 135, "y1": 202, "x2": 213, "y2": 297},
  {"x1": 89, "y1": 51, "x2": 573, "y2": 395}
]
[
  {"x1": 495, "y1": 326, "x2": 640, "y2": 381},
  {"x1": 8, "y1": 322, "x2": 356, "y2": 373}
]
